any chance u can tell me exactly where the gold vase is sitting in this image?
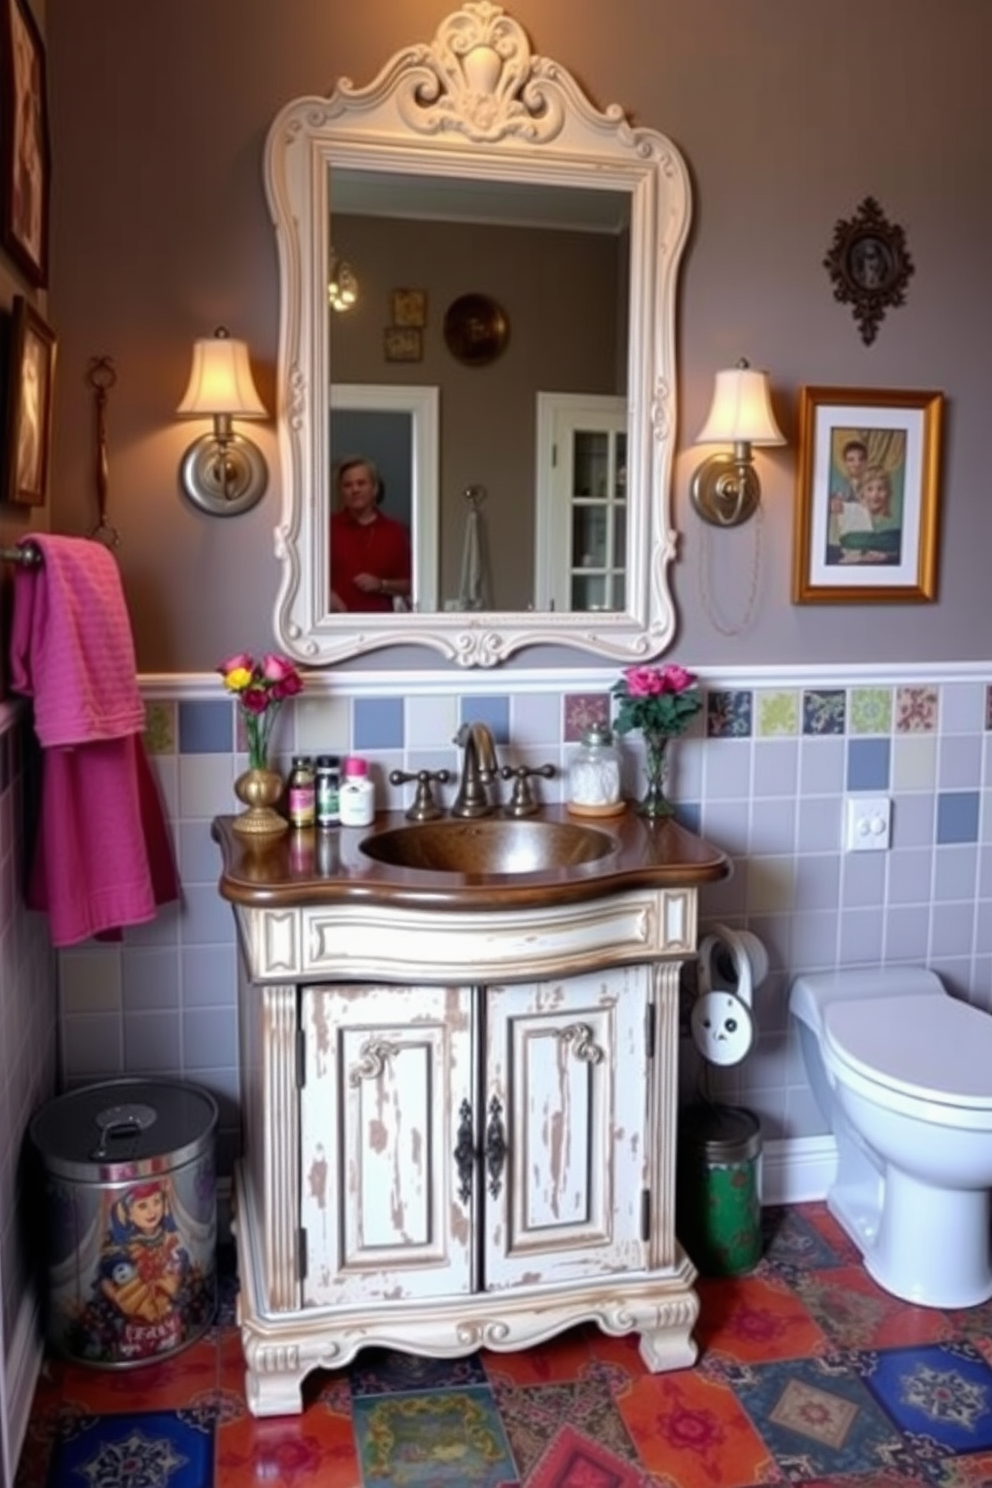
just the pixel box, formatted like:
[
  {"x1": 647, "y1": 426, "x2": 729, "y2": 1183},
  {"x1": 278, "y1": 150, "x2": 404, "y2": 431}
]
[{"x1": 232, "y1": 766, "x2": 288, "y2": 837}]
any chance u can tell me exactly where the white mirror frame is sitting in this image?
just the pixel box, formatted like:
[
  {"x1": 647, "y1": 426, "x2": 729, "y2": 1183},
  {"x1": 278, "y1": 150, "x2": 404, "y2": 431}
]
[{"x1": 265, "y1": 1, "x2": 691, "y2": 669}]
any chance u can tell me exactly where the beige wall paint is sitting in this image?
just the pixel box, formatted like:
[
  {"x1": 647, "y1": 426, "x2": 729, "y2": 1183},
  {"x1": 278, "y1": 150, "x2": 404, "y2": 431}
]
[{"x1": 43, "y1": 0, "x2": 992, "y2": 671}]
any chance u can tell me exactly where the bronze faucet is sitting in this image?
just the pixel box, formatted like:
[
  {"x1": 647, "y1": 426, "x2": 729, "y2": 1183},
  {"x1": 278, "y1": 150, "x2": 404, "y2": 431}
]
[{"x1": 451, "y1": 721, "x2": 499, "y2": 817}]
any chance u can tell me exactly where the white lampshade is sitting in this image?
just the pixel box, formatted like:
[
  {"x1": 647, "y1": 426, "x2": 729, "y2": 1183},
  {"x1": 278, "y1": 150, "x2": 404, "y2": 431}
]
[
  {"x1": 177, "y1": 329, "x2": 266, "y2": 418},
  {"x1": 695, "y1": 363, "x2": 784, "y2": 447}
]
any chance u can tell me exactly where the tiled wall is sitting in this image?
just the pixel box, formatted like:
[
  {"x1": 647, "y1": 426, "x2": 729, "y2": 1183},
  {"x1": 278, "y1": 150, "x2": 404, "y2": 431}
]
[
  {"x1": 0, "y1": 703, "x2": 57, "y2": 1485},
  {"x1": 47, "y1": 666, "x2": 992, "y2": 1179}
]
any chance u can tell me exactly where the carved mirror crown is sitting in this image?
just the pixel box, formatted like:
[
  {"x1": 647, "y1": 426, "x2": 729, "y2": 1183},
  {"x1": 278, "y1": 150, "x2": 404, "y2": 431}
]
[{"x1": 265, "y1": 2, "x2": 691, "y2": 667}]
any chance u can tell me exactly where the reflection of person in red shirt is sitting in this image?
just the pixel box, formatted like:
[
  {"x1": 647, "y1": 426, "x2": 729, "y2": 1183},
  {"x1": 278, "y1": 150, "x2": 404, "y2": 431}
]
[{"x1": 330, "y1": 457, "x2": 412, "y2": 613}]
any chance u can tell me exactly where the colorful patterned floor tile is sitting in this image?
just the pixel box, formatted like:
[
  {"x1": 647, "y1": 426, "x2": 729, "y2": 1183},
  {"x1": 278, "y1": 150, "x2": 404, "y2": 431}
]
[
  {"x1": 795, "y1": 1266, "x2": 955, "y2": 1352},
  {"x1": 348, "y1": 1346, "x2": 490, "y2": 1397},
  {"x1": 695, "y1": 1273, "x2": 831, "y2": 1364},
  {"x1": 760, "y1": 1204, "x2": 849, "y2": 1274},
  {"x1": 46, "y1": 1408, "x2": 214, "y2": 1488},
  {"x1": 856, "y1": 1341, "x2": 992, "y2": 1453},
  {"x1": 493, "y1": 1365, "x2": 638, "y2": 1480},
  {"x1": 482, "y1": 1325, "x2": 594, "y2": 1386},
  {"x1": 351, "y1": 1385, "x2": 517, "y2": 1487},
  {"x1": 526, "y1": 1422, "x2": 649, "y2": 1488},
  {"x1": 215, "y1": 1401, "x2": 361, "y2": 1487}
]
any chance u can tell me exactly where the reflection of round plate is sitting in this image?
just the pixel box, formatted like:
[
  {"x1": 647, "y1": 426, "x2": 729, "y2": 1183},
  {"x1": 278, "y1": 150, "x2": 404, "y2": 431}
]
[{"x1": 443, "y1": 293, "x2": 509, "y2": 366}]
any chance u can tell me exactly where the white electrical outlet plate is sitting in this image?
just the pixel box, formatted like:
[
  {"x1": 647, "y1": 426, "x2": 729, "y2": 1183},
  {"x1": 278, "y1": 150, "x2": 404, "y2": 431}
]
[{"x1": 845, "y1": 796, "x2": 892, "y2": 852}]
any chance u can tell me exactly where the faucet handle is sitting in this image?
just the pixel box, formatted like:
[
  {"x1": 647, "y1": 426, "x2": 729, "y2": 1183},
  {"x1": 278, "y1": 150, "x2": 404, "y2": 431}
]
[
  {"x1": 389, "y1": 768, "x2": 451, "y2": 822},
  {"x1": 500, "y1": 763, "x2": 555, "y2": 818}
]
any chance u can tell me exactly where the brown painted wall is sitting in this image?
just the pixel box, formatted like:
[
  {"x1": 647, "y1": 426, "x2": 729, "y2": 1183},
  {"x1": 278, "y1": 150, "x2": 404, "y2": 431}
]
[{"x1": 40, "y1": 0, "x2": 992, "y2": 670}]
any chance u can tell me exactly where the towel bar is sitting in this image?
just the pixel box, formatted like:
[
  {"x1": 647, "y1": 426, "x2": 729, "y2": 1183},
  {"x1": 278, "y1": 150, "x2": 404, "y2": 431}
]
[{"x1": 0, "y1": 543, "x2": 43, "y2": 567}]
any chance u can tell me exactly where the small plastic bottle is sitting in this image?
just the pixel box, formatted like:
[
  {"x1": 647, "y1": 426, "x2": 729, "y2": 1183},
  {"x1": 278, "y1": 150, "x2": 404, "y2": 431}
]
[
  {"x1": 287, "y1": 755, "x2": 316, "y2": 828},
  {"x1": 315, "y1": 755, "x2": 341, "y2": 827},
  {"x1": 339, "y1": 756, "x2": 376, "y2": 827},
  {"x1": 567, "y1": 726, "x2": 622, "y2": 816}
]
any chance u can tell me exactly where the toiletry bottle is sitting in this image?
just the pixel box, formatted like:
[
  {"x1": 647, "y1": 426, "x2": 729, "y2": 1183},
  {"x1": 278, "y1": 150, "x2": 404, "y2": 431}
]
[
  {"x1": 315, "y1": 754, "x2": 341, "y2": 827},
  {"x1": 287, "y1": 755, "x2": 316, "y2": 828},
  {"x1": 339, "y1": 756, "x2": 375, "y2": 827}
]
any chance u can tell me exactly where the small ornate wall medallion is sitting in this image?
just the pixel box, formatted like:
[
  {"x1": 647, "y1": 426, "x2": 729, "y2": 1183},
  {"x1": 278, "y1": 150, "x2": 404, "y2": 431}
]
[{"x1": 823, "y1": 196, "x2": 914, "y2": 346}]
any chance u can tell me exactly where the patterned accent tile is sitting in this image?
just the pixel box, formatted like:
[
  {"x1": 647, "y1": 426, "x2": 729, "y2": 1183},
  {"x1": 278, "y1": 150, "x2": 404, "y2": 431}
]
[
  {"x1": 707, "y1": 690, "x2": 753, "y2": 738},
  {"x1": 216, "y1": 1396, "x2": 361, "y2": 1485},
  {"x1": 694, "y1": 1273, "x2": 830, "y2": 1365},
  {"x1": 352, "y1": 1385, "x2": 517, "y2": 1487},
  {"x1": 527, "y1": 1422, "x2": 647, "y2": 1488},
  {"x1": 144, "y1": 700, "x2": 177, "y2": 755},
  {"x1": 794, "y1": 1266, "x2": 955, "y2": 1352},
  {"x1": 47, "y1": 1409, "x2": 214, "y2": 1488},
  {"x1": 563, "y1": 692, "x2": 610, "y2": 743},
  {"x1": 896, "y1": 685, "x2": 939, "y2": 733},
  {"x1": 493, "y1": 1366, "x2": 638, "y2": 1478},
  {"x1": 857, "y1": 1341, "x2": 992, "y2": 1453},
  {"x1": 727, "y1": 1354, "x2": 909, "y2": 1480},
  {"x1": 482, "y1": 1328, "x2": 593, "y2": 1387},
  {"x1": 927, "y1": 1450, "x2": 992, "y2": 1485},
  {"x1": 614, "y1": 1364, "x2": 777, "y2": 1488},
  {"x1": 803, "y1": 689, "x2": 846, "y2": 736},
  {"x1": 848, "y1": 686, "x2": 893, "y2": 735},
  {"x1": 759, "y1": 1204, "x2": 850, "y2": 1276},
  {"x1": 756, "y1": 691, "x2": 800, "y2": 737},
  {"x1": 350, "y1": 1346, "x2": 489, "y2": 1396}
]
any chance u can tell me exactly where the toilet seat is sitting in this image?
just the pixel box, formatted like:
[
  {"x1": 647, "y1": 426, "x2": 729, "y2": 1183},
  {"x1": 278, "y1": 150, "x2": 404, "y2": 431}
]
[{"x1": 824, "y1": 993, "x2": 992, "y2": 1111}]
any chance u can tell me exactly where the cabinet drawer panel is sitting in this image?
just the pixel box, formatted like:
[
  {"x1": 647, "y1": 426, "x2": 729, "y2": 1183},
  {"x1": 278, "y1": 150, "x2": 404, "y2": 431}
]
[{"x1": 300, "y1": 984, "x2": 474, "y2": 1306}]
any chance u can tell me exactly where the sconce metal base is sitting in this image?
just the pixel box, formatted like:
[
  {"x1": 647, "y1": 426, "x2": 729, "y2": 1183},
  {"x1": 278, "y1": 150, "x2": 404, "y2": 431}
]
[
  {"x1": 690, "y1": 451, "x2": 761, "y2": 527},
  {"x1": 180, "y1": 432, "x2": 268, "y2": 517}
]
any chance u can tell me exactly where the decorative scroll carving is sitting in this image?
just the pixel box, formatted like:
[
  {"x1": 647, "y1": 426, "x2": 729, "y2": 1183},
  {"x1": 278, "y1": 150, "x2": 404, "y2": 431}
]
[
  {"x1": 559, "y1": 1022, "x2": 604, "y2": 1064},
  {"x1": 348, "y1": 1038, "x2": 400, "y2": 1087}
]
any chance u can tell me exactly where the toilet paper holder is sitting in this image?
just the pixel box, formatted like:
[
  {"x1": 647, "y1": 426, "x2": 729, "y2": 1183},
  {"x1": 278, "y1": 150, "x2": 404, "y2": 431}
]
[{"x1": 690, "y1": 924, "x2": 768, "y2": 1069}]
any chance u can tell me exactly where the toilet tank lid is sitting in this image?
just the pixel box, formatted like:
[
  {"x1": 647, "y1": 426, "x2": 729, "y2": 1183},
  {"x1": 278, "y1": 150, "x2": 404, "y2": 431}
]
[{"x1": 790, "y1": 966, "x2": 944, "y2": 1031}]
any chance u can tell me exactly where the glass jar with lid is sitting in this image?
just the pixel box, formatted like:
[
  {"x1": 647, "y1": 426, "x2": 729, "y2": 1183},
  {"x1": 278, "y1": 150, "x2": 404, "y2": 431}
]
[{"x1": 567, "y1": 725, "x2": 623, "y2": 816}]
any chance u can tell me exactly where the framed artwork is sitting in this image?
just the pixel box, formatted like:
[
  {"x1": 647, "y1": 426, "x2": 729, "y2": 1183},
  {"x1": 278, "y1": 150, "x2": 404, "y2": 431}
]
[
  {"x1": 0, "y1": 0, "x2": 50, "y2": 286},
  {"x1": 383, "y1": 326, "x2": 423, "y2": 363},
  {"x1": 792, "y1": 386, "x2": 943, "y2": 605},
  {"x1": 823, "y1": 197, "x2": 913, "y2": 347},
  {"x1": 391, "y1": 288, "x2": 427, "y2": 328},
  {"x1": 4, "y1": 294, "x2": 56, "y2": 505}
]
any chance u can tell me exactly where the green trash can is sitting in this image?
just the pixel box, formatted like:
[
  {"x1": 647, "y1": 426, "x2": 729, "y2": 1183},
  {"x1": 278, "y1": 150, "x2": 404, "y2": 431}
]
[{"x1": 677, "y1": 1103, "x2": 762, "y2": 1277}]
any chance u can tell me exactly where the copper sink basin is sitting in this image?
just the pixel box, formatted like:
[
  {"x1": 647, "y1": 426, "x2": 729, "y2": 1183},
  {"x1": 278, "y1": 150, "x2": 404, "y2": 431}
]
[{"x1": 359, "y1": 818, "x2": 617, "y2": 876}]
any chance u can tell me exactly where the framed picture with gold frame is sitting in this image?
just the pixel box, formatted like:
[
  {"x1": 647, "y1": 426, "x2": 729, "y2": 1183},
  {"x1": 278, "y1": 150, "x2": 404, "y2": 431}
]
[
  {"x1": 4, "y1": 293, "x2": 56, "y2": 505},
  {"x1": 0, "y1": 0, "x2": 50, "y2": 286},
  {"x1": 383, "y1": 326, "x2": 422, "y2": 363},
  {"x1": 391, "y1": 288, "x2": 427, "y2": 328},
  {"x1": 792, "y1": 387, "x2": 943, "y2": 605}
]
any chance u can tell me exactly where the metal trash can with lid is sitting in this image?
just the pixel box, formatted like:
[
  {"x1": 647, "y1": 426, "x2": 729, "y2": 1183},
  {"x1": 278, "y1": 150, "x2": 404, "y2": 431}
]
[
  {"x1": 677, "y1": 1102, "x2": 763, "y2": 1277},
  {"x1": 29, "y1": 1078, "x2": 218, "y2": 1367}
]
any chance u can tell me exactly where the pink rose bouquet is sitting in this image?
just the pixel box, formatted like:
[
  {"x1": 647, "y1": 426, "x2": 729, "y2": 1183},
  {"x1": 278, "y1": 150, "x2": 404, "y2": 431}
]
[
  {"x1": 218, "y1": 651, "x2": 303, "y2": 770},
  {"x1": 611, "y1": 663, "x2": 702, "y2": 739}
]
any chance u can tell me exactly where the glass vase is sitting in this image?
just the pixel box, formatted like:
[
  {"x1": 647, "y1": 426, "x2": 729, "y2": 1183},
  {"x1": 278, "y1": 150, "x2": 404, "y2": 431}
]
[
  {"x1": 232, "y1": 766, "x2": 288, "y2": 837},
  {"x1": 638, "y1": 732, "x2": 674, "y2": 820}
]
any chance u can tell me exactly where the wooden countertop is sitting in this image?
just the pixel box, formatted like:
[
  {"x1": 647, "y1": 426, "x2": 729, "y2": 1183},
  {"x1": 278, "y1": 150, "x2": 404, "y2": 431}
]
[{"x1": 213, "y1": 805, "x2": 731, "y2": 914}]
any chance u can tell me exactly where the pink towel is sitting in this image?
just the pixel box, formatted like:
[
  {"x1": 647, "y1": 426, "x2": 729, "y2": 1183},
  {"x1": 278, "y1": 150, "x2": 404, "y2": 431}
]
[
  {"x1": 9, "y1": 533, "x2": 145, "y2": 745},
  {"x1": 10, "y1": 533, "x2": 179, "y2": 946}
]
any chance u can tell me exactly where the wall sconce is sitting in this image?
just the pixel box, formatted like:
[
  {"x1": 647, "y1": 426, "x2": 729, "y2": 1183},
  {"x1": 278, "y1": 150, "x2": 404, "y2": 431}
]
[
  {"x1": 328, "y1": 251, "x2": 358, "y2": 312},
  {"x1": 690, "y1": 359, "x2": 785, "y2": 527},
  {"x1": 176, "y1": 327, "x2": 268, "y2": 516}
]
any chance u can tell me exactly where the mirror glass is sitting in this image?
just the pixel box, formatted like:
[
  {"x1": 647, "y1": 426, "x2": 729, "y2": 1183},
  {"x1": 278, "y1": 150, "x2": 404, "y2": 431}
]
[{"x1": 265, "y1": 2, "x2": 691, "y2": 667}]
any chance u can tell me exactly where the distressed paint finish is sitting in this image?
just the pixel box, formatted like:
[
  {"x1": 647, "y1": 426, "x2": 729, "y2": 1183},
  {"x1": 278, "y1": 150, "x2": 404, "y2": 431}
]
[
  {"x1": 300, "y1": 983, "x2": 474, "y2": 1307},
  {"x1": 483, "y1": 967, "x2": 649, "y2": 1291}
]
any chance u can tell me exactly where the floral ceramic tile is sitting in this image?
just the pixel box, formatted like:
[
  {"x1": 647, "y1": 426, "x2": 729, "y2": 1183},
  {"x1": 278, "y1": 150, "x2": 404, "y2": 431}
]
[
  {"x1": 895, "y1": 685, "x2": 938, "y2": 732},
  {"x1": 707, "y1": 690, "x2": 752, "y2": 738},
  {"x1": 144, "y1": 700, "x2": 177, "y2": 755},
  {"x1": 848, "y1": 686, "x2": 892, "y2": 735},
  {"x1": 756, "y1": 691, "x2": 799, "y2": 737},
  {"x1": 563, "y1": 692, "x2": 611, "y2": 743},
  {"x1": 802, "y1": 689, "x2": 846, "y2": 736}
]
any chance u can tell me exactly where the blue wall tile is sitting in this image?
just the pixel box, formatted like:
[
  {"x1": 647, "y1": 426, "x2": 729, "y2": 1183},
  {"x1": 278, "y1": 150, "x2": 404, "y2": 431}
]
[
  {"x1": 354, "y1": 696, "x2": 405, "y2": 750},
  {"x1": 846, "y1": 737, "x2": 890, "y2": 791},
  {"x1": 178, "y1": 700, "x2": 233, "y2": 754},
  {"x1": 459, "y1": 695, "x2": 510, "y2": 743},
  {"x1": 936, "y1": 790, "x2": 981, "y2": 845}
]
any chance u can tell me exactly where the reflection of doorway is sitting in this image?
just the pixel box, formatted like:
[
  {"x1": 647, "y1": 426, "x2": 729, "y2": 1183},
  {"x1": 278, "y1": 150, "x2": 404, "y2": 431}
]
[{"x1": 330, "y1": 385, "x2": 439, "y2": 611}]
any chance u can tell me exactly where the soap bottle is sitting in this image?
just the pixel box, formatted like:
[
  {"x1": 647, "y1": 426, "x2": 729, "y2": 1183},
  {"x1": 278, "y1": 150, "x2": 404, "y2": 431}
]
[
  {"x1": 287, "y1": 755, "x2": 316, "y2": 828},
  {"x1": 567, "y1": 726, "x2": 623, "y2": 816},
  {"x1": 315, "y1": 754, "x2": 341, "y2": 827},
  {"x1": 339, "y1": 756, "x2": 375, "y2": 827}
]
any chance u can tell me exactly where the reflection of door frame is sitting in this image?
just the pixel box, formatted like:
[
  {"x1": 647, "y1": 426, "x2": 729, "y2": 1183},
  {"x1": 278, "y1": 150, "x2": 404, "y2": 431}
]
[{"x1": 330, "y1": 384, "x2": 440, "y2": 611}]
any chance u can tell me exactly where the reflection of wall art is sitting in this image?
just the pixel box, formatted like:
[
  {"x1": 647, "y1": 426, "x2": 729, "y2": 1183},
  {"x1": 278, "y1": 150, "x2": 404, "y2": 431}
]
[
  {"x1": 4, "y1": 294, "x2": 56, "y2": 505},
  {"x1": 823, "y1": 197, "x2": 914, "y2": 347},
  {"x1": 0, "y1": 0, "x2": 50, "y2": 286},
  {"x1": 384, "y1": 326, "x2": 423, "y2": 363},
  {"x1": 792, "y1": 385, "x2": 943, "y2": 605},
  {"x1": 391, "y1": 289, "x2": 427, "y2": 328},
  {"x1": 443, "y1": 293, "x2": 509, "y2": 367}
]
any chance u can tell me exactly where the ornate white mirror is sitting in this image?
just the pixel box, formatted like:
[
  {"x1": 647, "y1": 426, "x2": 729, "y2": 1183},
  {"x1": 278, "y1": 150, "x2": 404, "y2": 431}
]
[{"x1": 265, "y1": 2, "x2": 691, "y2": 667}]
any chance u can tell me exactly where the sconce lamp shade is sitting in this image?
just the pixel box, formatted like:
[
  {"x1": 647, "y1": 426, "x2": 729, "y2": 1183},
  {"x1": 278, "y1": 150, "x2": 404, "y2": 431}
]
[
  {"x1": 176, "y1": 327, "x2": 268, "y2": 516},
  {"x1": 177, "y1": 328, "x2": 267, "y2": 419},
  {"x1": 328, "y1": 252, "x2": 358, "y2": 312},
  {"x1": 695, "y1": 363, "x2": 784, "y2": 447}
]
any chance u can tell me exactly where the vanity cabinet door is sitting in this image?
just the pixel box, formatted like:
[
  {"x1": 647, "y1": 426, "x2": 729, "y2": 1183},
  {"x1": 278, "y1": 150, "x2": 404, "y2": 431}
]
[
  {"x1": 299, "y1": 983, "x2": 475, "y2": 1307},
  {"x1": 482, "y1": 965, "x2": 650, "y2": 1290}
]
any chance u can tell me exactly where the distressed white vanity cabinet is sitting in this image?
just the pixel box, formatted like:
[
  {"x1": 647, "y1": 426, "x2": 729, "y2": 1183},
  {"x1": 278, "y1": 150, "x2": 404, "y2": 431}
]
[{"x1": 214, "y1": 810, "x2": 728, "y2": 1416}]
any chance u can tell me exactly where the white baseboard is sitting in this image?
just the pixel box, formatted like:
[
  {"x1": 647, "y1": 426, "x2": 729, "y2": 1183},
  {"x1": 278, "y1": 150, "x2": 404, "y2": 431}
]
[
  {"x1": 760, "y1": 1135, "x2": 837, "y2": 1206},
  {"x1": 5, "y1": 1292, "x2": 43, "y2": 1488}
]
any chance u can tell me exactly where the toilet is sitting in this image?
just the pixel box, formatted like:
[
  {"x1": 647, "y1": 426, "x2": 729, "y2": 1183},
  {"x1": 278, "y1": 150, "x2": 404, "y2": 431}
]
[{"x1": 790, "y1": 966, "x2": 992, "y2": 1309}]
